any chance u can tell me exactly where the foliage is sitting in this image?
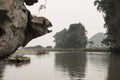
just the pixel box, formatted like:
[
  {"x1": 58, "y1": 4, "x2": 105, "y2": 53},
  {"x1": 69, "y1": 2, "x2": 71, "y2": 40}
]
[
  {"x1": 54, "y1": 23, "x2": 87, "y2": 49},
  {"x1": 24, "y1": 45, "x2": 43, "y2": 50},
  {"x1": 54, "y1": 28, "x2": 67, "y2": 48},
  {"x1": 94, "y1": 0, "x2": 120, "y2": 52}
]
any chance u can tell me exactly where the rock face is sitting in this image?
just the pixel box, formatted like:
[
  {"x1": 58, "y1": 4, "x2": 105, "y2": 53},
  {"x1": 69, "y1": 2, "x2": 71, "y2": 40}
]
[{"x1": 0, "y1": 0, "x2": 52, "y2": 59}]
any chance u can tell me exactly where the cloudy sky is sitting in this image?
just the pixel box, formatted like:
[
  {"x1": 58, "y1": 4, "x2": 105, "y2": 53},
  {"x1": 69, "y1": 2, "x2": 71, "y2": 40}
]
[{"x1": 25, "y1": 0, "x2": 106, "y2": 47}]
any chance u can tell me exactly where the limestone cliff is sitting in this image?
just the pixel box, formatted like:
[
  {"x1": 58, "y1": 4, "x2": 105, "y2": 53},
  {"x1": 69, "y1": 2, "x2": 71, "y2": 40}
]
[{"x1": 0, "y1": 0, "x2": 52, "y2": 59}]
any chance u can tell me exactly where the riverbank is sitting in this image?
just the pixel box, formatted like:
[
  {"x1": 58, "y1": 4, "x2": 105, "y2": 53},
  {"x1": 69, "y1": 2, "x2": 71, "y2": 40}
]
[{"x1": 17, "y1": 48, "x2": 110, "y2": 52}]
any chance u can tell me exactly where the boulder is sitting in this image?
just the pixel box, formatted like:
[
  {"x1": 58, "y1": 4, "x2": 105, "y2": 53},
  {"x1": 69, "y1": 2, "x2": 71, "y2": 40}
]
[
  {"x1": 0, "y1": 0, "x2": 52, "y2": 59},
  {"x1": 6, "y1": 55, "x2": 31, "y2": 62}
]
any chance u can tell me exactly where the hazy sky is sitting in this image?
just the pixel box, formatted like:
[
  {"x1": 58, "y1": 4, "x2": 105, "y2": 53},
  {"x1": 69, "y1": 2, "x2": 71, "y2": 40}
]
[{"x1": 25, "y1": 0, "x2": 106, "y2": 47}]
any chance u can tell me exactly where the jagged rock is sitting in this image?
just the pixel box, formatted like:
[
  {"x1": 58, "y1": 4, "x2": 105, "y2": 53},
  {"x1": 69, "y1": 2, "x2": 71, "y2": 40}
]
[
  {"x1": 0, "y1": 0, "x2": 52, "y2": 59},
  {"x1": 24, "y1": 0, "x2": 38, "y2": 5}
]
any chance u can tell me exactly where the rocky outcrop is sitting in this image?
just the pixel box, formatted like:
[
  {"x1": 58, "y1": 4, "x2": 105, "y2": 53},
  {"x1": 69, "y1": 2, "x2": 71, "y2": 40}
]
[
  {"x1": 4, "y1": 55, "x2": 30, "y2": 62},
  {"x1": 0, "y1": 0, "x2": 52, "y2": 59},
  {"x1": 0, "y1": 55, "x2": 30, "y2": 67}
]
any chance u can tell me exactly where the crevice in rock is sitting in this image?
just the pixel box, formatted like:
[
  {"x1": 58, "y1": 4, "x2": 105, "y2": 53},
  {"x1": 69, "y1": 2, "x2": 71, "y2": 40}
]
[
  {"x1": 0, "y1": 28, "x2": 4, "y2": 37},
  {"x1": 0, "y1": 11, "x2": 9, "y2": 24}
]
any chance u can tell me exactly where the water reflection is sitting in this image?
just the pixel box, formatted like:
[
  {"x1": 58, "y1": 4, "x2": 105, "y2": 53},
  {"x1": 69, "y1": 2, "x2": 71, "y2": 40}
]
[
  {"x1": 87, "y1": 52, "x2": 109, "y2": 66},
  {"x1": 0, "y1": 64, "x2": 5, "y2": 80},
  {"x1": 6, "y1": 61, "x2": 30, "y2": 68},
  {"x1": 0, "y1": 61, "x2": 30, "y2": 80},
  {"x1": 55, "y1": 52, "x2": 87, "y2": 80},
  {"x1": 0, "y1": 52, "x2": 120, "y2": 80},
  {"x1": 85, "y1": 52, "x2": 110, "y2": 80},
  {"x1": 107, "y1": 55, "x2": 120, "y2": 80}
]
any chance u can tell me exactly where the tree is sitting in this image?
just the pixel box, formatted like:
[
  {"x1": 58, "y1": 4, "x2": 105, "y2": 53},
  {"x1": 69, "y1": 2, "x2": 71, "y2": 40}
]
[
  {"x1": 54, "y1": 23, "x2": 87, "y2": 49},
  {"x1": 54, "y1": 28, "x2": 67, "y2": 48},
  {"x1": 94, "y1": 0, "x2": 120, "y2": 53}
]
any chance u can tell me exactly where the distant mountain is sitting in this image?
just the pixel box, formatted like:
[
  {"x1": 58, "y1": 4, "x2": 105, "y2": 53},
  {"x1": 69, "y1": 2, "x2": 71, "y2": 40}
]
[{"x1": 87, "y1": 32, "x2": 108, "y2": 48}]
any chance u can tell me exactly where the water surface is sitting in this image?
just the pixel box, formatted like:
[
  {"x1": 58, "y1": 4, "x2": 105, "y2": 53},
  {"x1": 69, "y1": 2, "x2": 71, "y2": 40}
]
[{"x1": 0, "y1": 51, "x2": 120, "y2": 80}]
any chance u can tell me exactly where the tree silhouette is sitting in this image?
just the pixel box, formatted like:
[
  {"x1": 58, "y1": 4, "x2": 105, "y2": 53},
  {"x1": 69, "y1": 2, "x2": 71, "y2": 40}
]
[
  {"x1": 54, "y1": 23, "x2": 87, "y2": 49},
  {"x1": 94, "y1": 0, "x2": 120, "y2": 53}
]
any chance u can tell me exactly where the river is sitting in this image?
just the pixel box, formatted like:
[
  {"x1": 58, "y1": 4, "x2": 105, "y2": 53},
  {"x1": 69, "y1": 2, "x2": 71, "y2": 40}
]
[{"x1": 0, "y1": 51, "x2": 120, "y2": 80}]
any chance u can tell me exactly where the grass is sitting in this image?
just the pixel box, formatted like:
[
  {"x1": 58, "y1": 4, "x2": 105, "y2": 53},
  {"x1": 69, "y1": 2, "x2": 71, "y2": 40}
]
[
  {"x1": 81, "y1": 48, "x2": 110, "y2": 52},
  {"x1": 16, "y1": 48, "x2": 110, "y2": 52},
  {"x1": 45, "y1": 48, "x2": 110, "y2": 52}
]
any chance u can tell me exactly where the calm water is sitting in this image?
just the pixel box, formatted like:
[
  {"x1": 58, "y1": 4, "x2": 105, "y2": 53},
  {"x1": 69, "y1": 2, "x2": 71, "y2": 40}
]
[{"x1": 0, "y1": 51, "x2": 120, "y2": 80}]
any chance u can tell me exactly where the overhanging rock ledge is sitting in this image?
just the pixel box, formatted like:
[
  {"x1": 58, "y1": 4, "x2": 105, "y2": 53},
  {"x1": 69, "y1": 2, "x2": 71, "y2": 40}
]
[{"x1": 0, "y1": 0, "x2": 52, "y2": 59}]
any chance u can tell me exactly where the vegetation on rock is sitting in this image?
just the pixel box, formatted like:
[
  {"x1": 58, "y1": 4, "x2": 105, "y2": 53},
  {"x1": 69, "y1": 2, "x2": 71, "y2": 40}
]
[{"x1": 54, "y1": 23, "x2": 87, "y2": 49}]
